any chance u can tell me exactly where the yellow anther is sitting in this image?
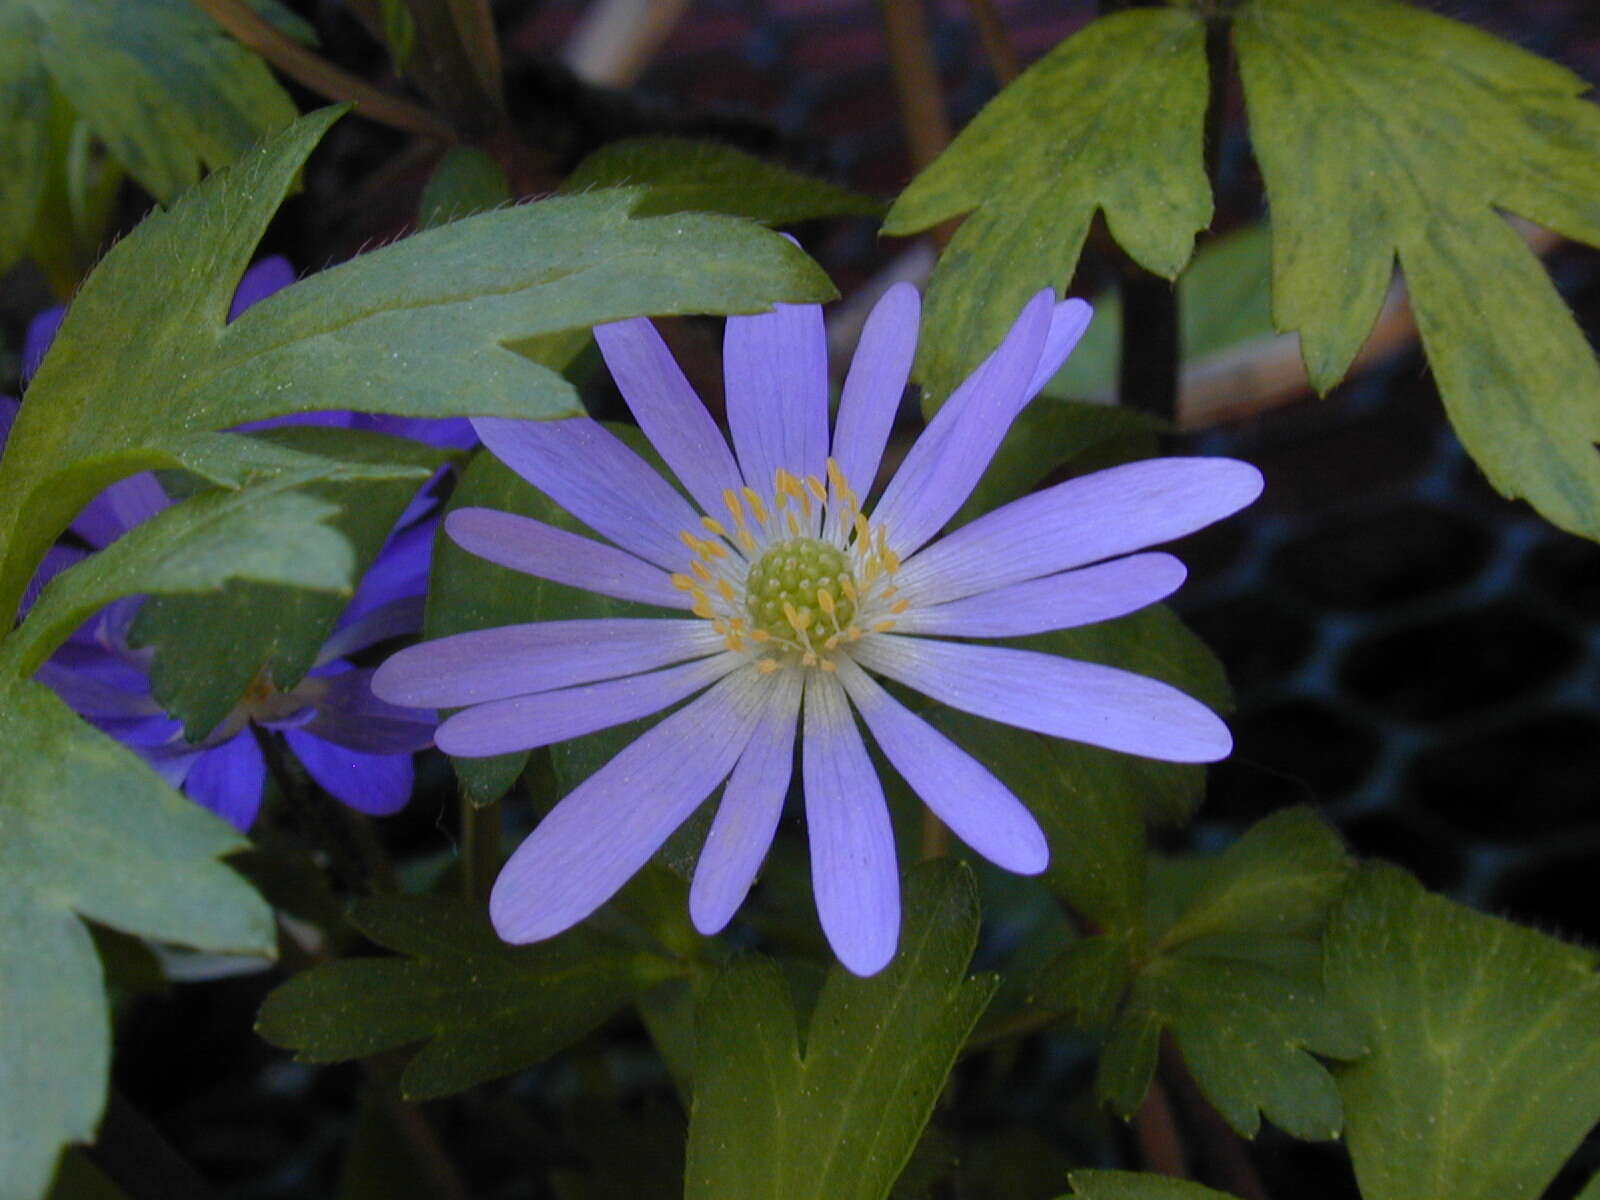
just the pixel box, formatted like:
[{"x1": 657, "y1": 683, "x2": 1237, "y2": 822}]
[
  {"x1": 872, "y1": 620, "x2": 896, "y2": 633},
  {"x1": 819, "y1": 658, "x2": 837, "y2": 672},
  {"x1": 670, "y1": 573, "x2": 695, "y2": 591},
  {"x1": 890, "y1": 598, "x2": 910, "y2": 614},
  {"x1": 716, "y1": 578, "x2": 738, "y2": 605},
  {"x1": 750, "y1": 629, "x2": 772, "y2": 643},
  {"x1": 691, "y1": 560, "x2": 713, "y2": 582},
  {"x1": 806, "y1": 474, "x2": 828, "y2": 504},
  {"x1": 757, "y1": 658, "x2": 781, "y2": 674},
  {"x1": 727, "y1": 633, "x2": 745, "y2": 651},
  {"x1": 679, "y1": 529, "x2": 703, "y2": 553},
  {"x1": 817, "y1": 588, "x2": 836, "y2": 617},
  {"x1": 712, "y1": 618, "x2": 729, "y2": 635},
  {"x1": 784, "y1": 510, "x2": 800, "y2": 536},
  {"x1": 701, "y1": 538, "x2": 729, "y2": 560},
  {"x1": 693, "y1": 599, "x2": 715, "y2": 620},
  {"x1": 839, "y1": 576, "x2": 858, "y2": 605},
  {"x1": 802, "y1": 651, "x2": 818, "y2": 667},
  {"x1": 826, "y1": 458, "x2": 858, "y2": 509},
  {"x1": 783, "y1": 601, "x2": 813, "y2": 634},
  {"x1": 853, "y1": 513, "x2": 871, "y2": 546},
  {"x1": 701, "y1": 516, "x2": 729, "y2": 538},
  {"x1": 847, "y1": 627, "x2": 864, "y2": 641},
  {"x1": 742, "y1": 487, "x2": 769, "y2": 524},
  {"x1": 823, "y1": 634, "x2": 841, "y2": 650},
  {"x1": 737, "y1": 529, "x2": 758, "y2": 552},
  {"x1": 723, "y1": 488, "x2": 745, "y2": 521}
]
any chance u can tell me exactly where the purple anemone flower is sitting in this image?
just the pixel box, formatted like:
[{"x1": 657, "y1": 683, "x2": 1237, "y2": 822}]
[
  {"x1": 20, "y1": 467, "x2": 438, "y2": 831},
  {"x1": 11, "y1": 256, "x2": 447, "y2": 830},
  {"x1": 373, "y1": 285, "x2": 1264, "y2": 975}
]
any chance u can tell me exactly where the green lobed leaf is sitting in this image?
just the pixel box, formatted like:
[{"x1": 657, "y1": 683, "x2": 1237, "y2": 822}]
[
  {"x1": 1235, "y1": 0, "x2": 1600, "y2": 542},
  {"x1": 255, "y1": 894, "x2": 685, "y2": 1101},
  {"x1": 1056, "y1": 810, "x2": 1364, "y2": 1141},
  {"x1": 684, "y1": 861, "x2": 997, "y2": 1200},
  {"x1": 1062, "y1": 1172, "x2": 1242, "y2": 1200},
  {"x1": 0, "y1": 106, "x2": 835, "y2": 620},
  {"x1": 128, "y1": 427, "x2": 449, "y2": 739},
  {"x1": 883, "y1": 8, "x2": 1211, "y2": 407},
  {"x1": 0, "y1": 677, "x2": 274, "y2": 1200},
  {"x1": 1329, "y1": 864, "x2": 1600, "y2": 1200},
  {"x1": 417, "y1": 144, "x2": 510, "y2": 230},
  {"x1": 564, "y1": 137, "x2": 883, "y2": 224},
  {"x1": 5, "y1": 0, "x2": 297, "y2": 208},
  {"x1": 0, "y1": 4, "x2": 50, "y2": 275}
]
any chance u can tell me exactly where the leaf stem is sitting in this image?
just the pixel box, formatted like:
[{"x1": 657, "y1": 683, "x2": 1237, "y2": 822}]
[
  {"x1": 965, "y1": 0, "x2": 1019, "y2": 84},
  {"x1": 919, "y1": 808, "x2": 952, "y2": 860},
  {"x1": 87, "y1": 1089, "x2": 216, "y2": 1200},
  {"x1": 879, "y1": 0, "x2": 955, "y2": 174},
  {"x1": 1159, "y1": 1038, "x2": 1271, "y2": 1200},
  {"x1": 460, "y1": 793, "x2": 501, "y2": 903},
  {"x1": 191, "y1": 0, "x2": 458, "y2": 143}
]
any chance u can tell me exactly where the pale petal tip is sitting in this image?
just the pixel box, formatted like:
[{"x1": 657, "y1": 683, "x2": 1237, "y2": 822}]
[{"x1": 835, "y1": 928, "x2": 899, "y2": 977}]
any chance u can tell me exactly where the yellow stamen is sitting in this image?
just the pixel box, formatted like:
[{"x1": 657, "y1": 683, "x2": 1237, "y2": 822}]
[
  {"x1": 817, "y1": 588, "x2": 836, "y2": 618},
  {"x1": 670, "y1": 573, "x2": 695, "y2": 591},
  {"x1": 691, "y1": 560, "x2": 713, "y2": 582},
  {"x1": 890, "y1": 598, "x2": 910, "y2": 615},
  {"x1": 872, "y1": 620, "x2": 896, "y2": 633},
  {"x1": 806, "y1": 474, "x2": 828, "y2": 504},
  {"x1": 700, "y1": 516, "x2": 729, "y2": 538},
  {"x1": 715, "y1": 578, "x2": 737, "y2": 605},
  {"x1": 819, "y1": 658, "x2": 837, "y2": 672},
  {"x1": 742, "y1": 486, "x2": 769, "y2": 524},
  {"x1": 757, "y1": 658, "x2": 781, "y2": 674}
]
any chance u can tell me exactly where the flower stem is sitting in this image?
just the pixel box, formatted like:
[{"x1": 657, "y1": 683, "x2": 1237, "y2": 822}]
[
  {"x1": 965, "y1": 0, "x2": 1019, "y2": 84},
  {"x1": 192, "y1": 0, "x2": 458, "y2": 143},
  {"x1": 919, "y1": 808, "x2": 951, "y2": 859},
  {"x1": 879, "y1": 0, "x2": 954, "y2": 174},
  {"x1": 460, "y1": 793, "x2": 501, "y2": 903}
]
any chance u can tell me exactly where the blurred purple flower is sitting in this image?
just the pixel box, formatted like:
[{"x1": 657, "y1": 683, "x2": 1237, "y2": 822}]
[
  {"x1": 9, "y1": 256, "x2": 447, "y2": 829},
  {"x1": 374, "y1": 285, "x2": 1263, "y2": 976}
]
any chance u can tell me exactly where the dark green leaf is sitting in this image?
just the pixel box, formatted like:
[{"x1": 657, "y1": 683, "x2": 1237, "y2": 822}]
[
  {"x1": 418, "y1": 145, "x2": 509, "y2": 230},
  {"x1": 8, "y1": 0, "x2": 297, "y2": 206},
  {"x1": 1062, "y1": 1171, "x2": 1241, "y2": 1200},
  {"x1": 0, "y1": 677, "x2": 273, "y2": 1200},
  {"x1": 373, "y1": 0, "x2": 415, "y2": 69},
  {"x1": 548, "y1": 1099, "x2": 685, "y2": 1200},
  {"x1": 1047, "y1": 224, "x2": 1277, "y2": 404},
  {"x1": 0, "y1": 4, "x2": 50, "y2": 274},
  {"x1": 952, "y1": 400, "x2": 1164, "y2": 528},
  {"x1": 565, "y1": 138, "x2": 883, "y2": 224},
  {"x1": 0, "y1": 107, "x2": 835, "y2": 618},
  {"x1": 1236, "y1": 0, "x2": 1600, "y2": 542},
  {"x1": 128, "y1": 427, "x2": 449, "y2": 739},
  {"x1": 883, "y1": 9, "x2": 1211, "y2": 406},
  {"x1": 684, "y1": 861, "x2": 996, "y2": 1200},
  {"x1": 1329, "y1": 864, "x2": 1600, "y2": 1200},
  {"x1": 255, "y1": 895, "x2": 684, "y2": 1101}
]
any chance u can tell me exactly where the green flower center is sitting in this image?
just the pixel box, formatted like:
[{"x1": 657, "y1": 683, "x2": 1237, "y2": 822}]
[{"x1": 745, "y1": 537, "x2": 857, "y2": 642}]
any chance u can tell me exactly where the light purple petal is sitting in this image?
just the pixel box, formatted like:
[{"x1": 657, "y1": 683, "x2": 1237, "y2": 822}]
[
  {"x1": 445, "y1": 507, "x2": 689, "y2": 610},
  {"x1": 317, "y1": 596, "x2": 426, "y2": 666},
  {"x1": 689, "y1": 668, "x2": 803, "y2": 934},
  {"x1": 489, "y1": 665, "x2": 776, "y2": 943},
  {"x1": 802, "y1": 671, "x2": 899, "y2": 976},
  {"x1": 436, "y1": 651, "x2": 737, "y2": 757},
  {"x1": 283, "y1": 727, "x2": 413, "y2": 815},
  {"x1": 473, "y1": 416, "x2": 703, "y2": 570},
  {"x1": 373, "y1": 618, "x2": 724, "y2": 707},
  {"x1": 182, "y1": 731, "x2": 266, "y2": 830},
  {"x1": 292, "y1": 668, "x2": 435, "y2": 754},
  {"x1": 853, "y1": 634, "x2": 1232, "y2": 763},
  {"x1": 1024, "y1": 299, "x2": 1094, "y2": 400},
  {"x1": 893, "y1": 553, "x2": 1187, "y2": 638},
  {"x1": 594, "y1": 319, "x2": 744, "y2": 517},
  {"x1": 835, "y1": 658, "x2": 1047, "y2": 874},
  {"x1": 894, "y1": 457, "x2": 1265, "y2": 607},
  {"x1": 71, "y1": 472, "x2": 172, "y2": 548},
  {"x1": 228, "y1": 255, "x2": 296, "y2": 321},
  {"x1": 22, "y1": 306, "x2": 64, "y2": 382},
  {"x1": 725, "y1": 302, "x2": 830, "y2": 506},
  {"x1": 871, "y1": 289, "x2": 1054, "y2": 556},
  {"x1": 828, "y1": 282, "x2": 920, "y2": 515}
]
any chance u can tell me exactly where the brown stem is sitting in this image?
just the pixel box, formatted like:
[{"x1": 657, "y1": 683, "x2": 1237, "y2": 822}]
[
  {"x1": 192, "y1": 0, "x2": 457, "y2": 143},
  {"x1": 919, "y1": 808, "x2": 952, "y2": 860},
  {"x1": 880, "y1": 0, "x2": 954, "y2": 174},
  {"x1": 1131, "y1": 1078, "x2": 1188, "y2": 1177},
  {"x1": 966, "y1": 0, "x2": 1019, "y2": 84}
]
